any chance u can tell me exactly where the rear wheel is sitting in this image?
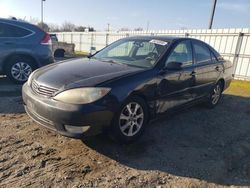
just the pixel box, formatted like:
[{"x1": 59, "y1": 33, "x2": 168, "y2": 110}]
[
  {"x1": 206, "y1": 81, "x2": 223, "y2": 108},
  {"x1": 6, "y1": 56, "x2": 36, "y2": 84},
  {"x1": 110, "y1": 97, "x2": 148, "y2": 143}
]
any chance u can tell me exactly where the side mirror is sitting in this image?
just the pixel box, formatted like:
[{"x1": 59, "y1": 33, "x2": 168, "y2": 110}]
[
  {"x1": 88, "y1": 47, "x2": 98, "y2": 58},
  {"x1": 165, "y1": 61, "x2": 183, "y2": 71}
]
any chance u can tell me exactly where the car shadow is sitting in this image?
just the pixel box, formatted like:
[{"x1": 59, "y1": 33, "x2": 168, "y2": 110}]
[
  {"x1": 0, "y1": 76, "x2": 22, "y2": 96},
  {"x1": 83, "y1": 94, "x2": 250, "y2": 186},
  {"x1": 0, "y1": 76, "x2": 24, "y2": 114}
]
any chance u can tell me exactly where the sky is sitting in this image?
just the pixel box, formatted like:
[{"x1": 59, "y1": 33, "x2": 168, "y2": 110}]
[{"x1": 0, "y1": 0, "x2": 250, "y2": 31}]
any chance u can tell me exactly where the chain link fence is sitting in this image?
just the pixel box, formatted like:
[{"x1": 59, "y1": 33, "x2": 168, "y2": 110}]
[{"x1": 55, "y1": 28, "x2": 250, "y2": 81}]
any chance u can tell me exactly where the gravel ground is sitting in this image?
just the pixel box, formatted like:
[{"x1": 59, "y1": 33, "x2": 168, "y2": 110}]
[{"x1": 1, "y1": 75, "x2": 250, "y2": 188}]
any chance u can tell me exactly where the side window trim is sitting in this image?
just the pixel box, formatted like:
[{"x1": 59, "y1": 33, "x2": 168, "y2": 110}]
[
  {"x1": 0, "y1": 21, "x2": 35, "y2": 39},
  {"x1": 182, "y1": 40, "x2": 194, "y2": 68},
  {"x1": 186, "y1": 40, "x2": 194, "y2": 67}
]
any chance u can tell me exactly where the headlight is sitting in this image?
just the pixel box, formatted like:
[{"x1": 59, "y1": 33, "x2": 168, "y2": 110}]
[{"x1": 53, "y1": 87, "x2": 111, "y2": 104}]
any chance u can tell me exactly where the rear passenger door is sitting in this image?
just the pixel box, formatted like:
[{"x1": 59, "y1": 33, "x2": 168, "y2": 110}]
[{"x1": 191, "y1": 41, "x2": 222, "y2": 98}]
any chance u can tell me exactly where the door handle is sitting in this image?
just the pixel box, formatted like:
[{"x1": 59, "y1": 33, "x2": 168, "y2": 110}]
[
  {"x1": 190, "y1": 71, "x2": 196, "y2": 76},
  {"x1": 215, "y1": 66, "x2": 220, "y2": 71}
]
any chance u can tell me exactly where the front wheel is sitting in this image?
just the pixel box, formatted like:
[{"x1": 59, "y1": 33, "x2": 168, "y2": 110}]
[
  {"x1": 206, "y1": 81, "x2": 223, "y2": 108},
  {"x1": 110, "y1": 97, "x2": 148, "y2": 144}
]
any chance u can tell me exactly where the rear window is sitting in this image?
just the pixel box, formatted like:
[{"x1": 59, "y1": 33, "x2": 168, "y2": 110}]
[
  {"x1": 0, "y1": 22, "x2": 32, "y2": 38},
  {"x1": 50, "y1": 34, "x2": 58, "y2": 42}
]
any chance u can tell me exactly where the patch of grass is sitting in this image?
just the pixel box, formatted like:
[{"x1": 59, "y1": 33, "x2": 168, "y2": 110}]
[
  {"x1": 225, "y1": 80, "x2": 250, "y2": 97},
  {"x1": 74, "y1": 51, "x2": 89, "y2": 57}
]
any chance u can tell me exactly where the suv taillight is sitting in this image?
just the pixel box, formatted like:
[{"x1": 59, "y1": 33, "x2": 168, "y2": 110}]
[{"x1": 41, "y1": 33, "x2": 52, "y2": 45}]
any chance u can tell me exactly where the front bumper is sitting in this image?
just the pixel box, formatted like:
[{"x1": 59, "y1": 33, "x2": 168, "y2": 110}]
[{"x1": 22, "y1": 83, "x2": 115, "y2": 138}]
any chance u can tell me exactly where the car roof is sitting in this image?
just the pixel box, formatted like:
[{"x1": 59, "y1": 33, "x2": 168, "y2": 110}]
[
  {"x1": 0, "y1": 17, "x2": 43, "y2": 33},
  {"x1": 123, "y1": 35, "x2": 207, "y2": 44},
  {"x1": 124, "y1": 35, "x2": 183, "y2": 42}
]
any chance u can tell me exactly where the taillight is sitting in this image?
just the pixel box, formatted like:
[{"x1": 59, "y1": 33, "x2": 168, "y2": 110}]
[{"x1": 41, "y1": 33, "x2": 52, "y2": 45}]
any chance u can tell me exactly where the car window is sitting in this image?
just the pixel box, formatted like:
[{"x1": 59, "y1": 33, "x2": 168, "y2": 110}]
[
  {"x1": 0, "y1": 23, "x2": 32, "y2": 38},
  {"x1": 193, "y1": 42, "x2": 211, "y2": 64},
  {"x1": 165, "y1": 40, "x2": 193, "y2": 67},
  {"x1": 107, "y1": 41, "x2": 134, "y2": 57},
  {"x1": 50, "y1": 35, "x2": 58, "y2": 42}
]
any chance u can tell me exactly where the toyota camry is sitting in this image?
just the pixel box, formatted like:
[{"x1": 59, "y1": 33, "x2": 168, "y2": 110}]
[{"x1": 22, "y1": 36, "x2": 233, "y2": 143}]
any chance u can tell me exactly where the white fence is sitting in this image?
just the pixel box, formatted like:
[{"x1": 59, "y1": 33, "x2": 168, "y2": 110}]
[{"x1": 55, "y1": 28, "x2": 250, "y2": 81}]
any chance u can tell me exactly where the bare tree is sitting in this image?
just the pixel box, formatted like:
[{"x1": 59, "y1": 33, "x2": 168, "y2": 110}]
[
  {"x1": 75, "y1": 26, "x2": 86, "y2": 32},
  {"x1": 49, "y1": 23, "x2": 61, "y2": 32},
  {"x1": 37, "y1": 22, "x2": 50, "y2": 32},
  {"x1": 61, "y1": 21, "x2": 75, "y2": 32},
  {"x1": 19, "y1": 18, "x2": 95, "y2": 32},
  {"x1": 134, "y1": 27, "x2": 143, "y2": 31},
  {"x1": 29, "y1": 17, "x2": 40, "y2": 25},
  {"x1": 119, "y1": 27, "x2": 130, "y2": 31}
]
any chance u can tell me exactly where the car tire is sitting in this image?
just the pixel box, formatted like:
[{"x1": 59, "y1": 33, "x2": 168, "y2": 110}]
[
  {"x1": 206, "y1": 81, "x2": 223, "y2": 108},
  {"x1": 110, "y1": 96, "x2": 148, "y2": 144},
  {"x1": 6, "y1": 56, "x2": 36, "y2": 84}
]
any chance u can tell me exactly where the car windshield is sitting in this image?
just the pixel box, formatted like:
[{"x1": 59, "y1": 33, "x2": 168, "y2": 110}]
[{"x1": 93, "y1": 38, "x2": 169, "y2": 68}]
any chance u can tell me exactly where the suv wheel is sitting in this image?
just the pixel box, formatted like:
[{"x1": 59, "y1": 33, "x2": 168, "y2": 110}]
[
  {"x1": 6, "y1": 56, "x2": 36, "y2": 84},
  {"x1": 110, "y1": 97, "x2": 148, "y2": 143}
]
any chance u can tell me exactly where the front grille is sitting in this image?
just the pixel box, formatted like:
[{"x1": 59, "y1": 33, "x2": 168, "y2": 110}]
[{"x1": 31, "y1": 80, "x2": 59, "y2": 97}]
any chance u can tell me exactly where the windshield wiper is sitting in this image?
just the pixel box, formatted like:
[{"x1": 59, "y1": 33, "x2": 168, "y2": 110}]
[
  {"x1": 101, "y1": 59, "x2": 117, "y2": 64},
  {"x1": 100, "y1": 59, "x2": 128, "y2": 66}
]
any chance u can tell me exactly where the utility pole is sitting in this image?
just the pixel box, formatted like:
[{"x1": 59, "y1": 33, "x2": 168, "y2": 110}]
[
  {"x1": 107, "y1": 23, "x2": 110, "y2": 32},
  {"x1": 41, "y1": 0, "x2": 46, "y2": 28},
  {"x1": 208, "y1": 0, "x2": 217, "y2": 29}
]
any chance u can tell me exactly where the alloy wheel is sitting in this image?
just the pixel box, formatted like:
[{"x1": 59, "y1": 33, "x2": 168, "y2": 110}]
[
  {"x1": 211, "y1": 84, "x2": 221, "y2": 105},
  {"x1": 11, "y1": 62, "x2": 32, "y2": 82},
  {"x1": 119, "y1": 102, "x2": 144, "y2": 137}
]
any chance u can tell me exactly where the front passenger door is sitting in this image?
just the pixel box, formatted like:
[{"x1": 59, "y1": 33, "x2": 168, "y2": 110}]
[{"x1": 157, "y1": 40, "x2": 195, "y2": 113}]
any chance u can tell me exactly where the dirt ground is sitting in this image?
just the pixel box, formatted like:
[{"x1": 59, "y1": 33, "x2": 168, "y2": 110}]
[{"x1": 1, "y1": 76, "x2": 250, "y2": 188}]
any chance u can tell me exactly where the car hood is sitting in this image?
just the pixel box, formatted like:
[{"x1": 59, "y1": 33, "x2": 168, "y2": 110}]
[{"x1": 33, "y1": 58, "x2": 143, "y2": 89}]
